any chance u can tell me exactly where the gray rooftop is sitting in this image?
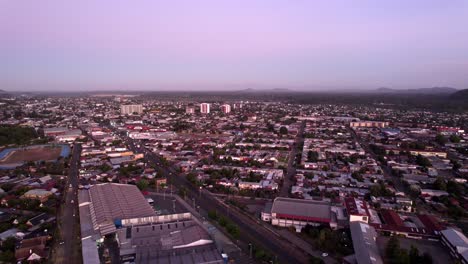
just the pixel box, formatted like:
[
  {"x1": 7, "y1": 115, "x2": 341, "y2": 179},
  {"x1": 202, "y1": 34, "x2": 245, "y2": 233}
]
[
  {"x1": 117, "y1": 220, "x2": 223, "y2": 264},
  {"x1": 349, "y1": 221, "x2": 383, "y2": 264},
  {"x1": 271, "y1": 197, "x2": 331, "y2": 220},
  {"x1": 86, "y1": 183, "x2": 156, "y2": 235}
]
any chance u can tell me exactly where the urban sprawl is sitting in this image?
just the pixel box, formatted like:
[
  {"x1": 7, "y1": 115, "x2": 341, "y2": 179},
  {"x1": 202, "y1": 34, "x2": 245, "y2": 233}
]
[{"x1": 0, "y1": 95, "x2": 467, "y2": 264}]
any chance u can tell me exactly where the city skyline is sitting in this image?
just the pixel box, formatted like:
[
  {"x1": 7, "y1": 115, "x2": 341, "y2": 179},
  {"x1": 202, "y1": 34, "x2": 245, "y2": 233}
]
[{"x1": 1, "y1": 0, "x2": 468, "y2": 91}]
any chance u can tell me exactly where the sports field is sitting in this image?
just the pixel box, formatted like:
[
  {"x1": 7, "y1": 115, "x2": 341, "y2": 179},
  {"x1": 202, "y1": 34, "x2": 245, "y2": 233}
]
[{"x1": 0, "y1": 145, "x2": 62, "y2": 164}]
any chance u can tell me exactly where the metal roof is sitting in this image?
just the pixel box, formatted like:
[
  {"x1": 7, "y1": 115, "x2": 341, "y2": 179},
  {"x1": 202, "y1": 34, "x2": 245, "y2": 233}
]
[
  {"x1": 87, "y1": 183, "x2": 156, "y2": 235},
  {"x1": 271, "y1": 197, "x2": 331, "y2": 220},
  {"x1": 350, "y1": 221, "x2": 383, "y2": 264}
]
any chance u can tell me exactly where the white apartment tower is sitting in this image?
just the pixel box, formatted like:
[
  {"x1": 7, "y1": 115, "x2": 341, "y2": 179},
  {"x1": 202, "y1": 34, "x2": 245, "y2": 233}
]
[
  {"x1": 221, "y1": 104, "x2": 231, "y2": 114},
  {"x1": 200, "y1": 103, "x2": 210, "y2": 114},
  {"x1": 120, "y1": 104, "x2": 143, "y2": 115}
]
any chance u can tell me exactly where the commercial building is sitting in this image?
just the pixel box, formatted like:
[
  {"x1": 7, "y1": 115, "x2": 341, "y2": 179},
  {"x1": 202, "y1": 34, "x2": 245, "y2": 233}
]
[
  {"x1": 200, "y1": 103, "x2": 210, "y2": 114},
  {"x1": 117, "y1": 218, "x2": 223, "y2": 263},
  {"x1": 440, "y1": 228, "x2": 468, "y2": 264},
  {"x1": 345, "y1": 221, "x2": 383, "y2": 264},
  {"x1": 263, "y1": 197, "x2": 337, "y2": 232},
  {"x1": 78, "y1": 183, "x2": 222, "y2": 264},
  {"x1": 345, "y1": 197, "x2": 370, "y2": 223},
  {"x1": 220, "y1": 104, "x2": 231, "y2": 114},
  {"x1": 120, "y1": 104, "x2": 143, "y2": 115},
  {"x1": 350, "y1": 121, "x2": 389, "y2": 128}
]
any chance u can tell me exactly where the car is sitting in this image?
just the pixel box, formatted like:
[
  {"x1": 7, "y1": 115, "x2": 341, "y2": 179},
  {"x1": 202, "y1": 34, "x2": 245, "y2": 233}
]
[
  {"x1": 322, "y1": 253, "x2": 328, "y2": 257},
  {"x1": 59, "y1": 241, "x2": 65, "y2": 245}
]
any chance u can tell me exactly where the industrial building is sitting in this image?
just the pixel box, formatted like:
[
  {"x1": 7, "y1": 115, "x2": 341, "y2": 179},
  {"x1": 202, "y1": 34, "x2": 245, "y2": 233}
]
[
  {"x1": 344, "y1": 221, "x2": 383, "y2": 264},
  {"x1": 78, "y1": 183, "x2": 222, "y2": 264},
  {"x1": 263, "y1": 197, "x2": 337, "y2": 231}
]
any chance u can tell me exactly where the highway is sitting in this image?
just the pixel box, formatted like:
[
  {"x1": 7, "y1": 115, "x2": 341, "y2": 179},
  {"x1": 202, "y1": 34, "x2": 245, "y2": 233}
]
[
  {"x1": 52, "y1": 143, "x2": 82, "y2": 264},
  {"x1": 117, "y1": 131, "x2": 311, "y2": 264}
]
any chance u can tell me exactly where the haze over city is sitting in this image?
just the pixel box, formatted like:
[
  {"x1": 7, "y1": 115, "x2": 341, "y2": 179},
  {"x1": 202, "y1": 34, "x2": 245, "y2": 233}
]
[{"x1": 1, "y1": 0, "x2": 468, "y2": 91}]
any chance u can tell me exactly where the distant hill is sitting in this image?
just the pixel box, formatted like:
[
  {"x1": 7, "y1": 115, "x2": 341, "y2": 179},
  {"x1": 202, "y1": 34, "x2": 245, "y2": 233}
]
[
  {"x1": 234, "y1": 88, "x2": 292, "y2": 93},
  {"x1": 449, "y1": 89, "x2": 468, "y2": 100},
  {"x1": 376, "y1": 87, "x2": 458, "y2": 94}
]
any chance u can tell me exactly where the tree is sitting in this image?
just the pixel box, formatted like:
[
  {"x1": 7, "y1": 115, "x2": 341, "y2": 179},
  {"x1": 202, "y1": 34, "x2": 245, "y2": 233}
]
[
  {"x1": 450, "y1": 134, "x2": 461, "y2": 143},
  {"x1": 433, "y1": 177, "x2": 447, "y2": 191},
  {"x1": 386, "y1": 236, "x2": 400, "y2": 261},
  {"x1": 279, "y1": 126, "x2": 288, "y2": 135},
  {"x1": 409, "y1": 245, "x2": 419, "y2": 264},
  {"x1": 136, "y1": 179, "x2": 149, "y2": 191},
  {"x1": 307, "y1": 151, "x2": 319, "y2": 162},
  {"x1": 435, "y1": 134, "x2": 447, "y2": 145},
  {"x1": 415, "y1": 155, "x2": 431, "y2": 167}
]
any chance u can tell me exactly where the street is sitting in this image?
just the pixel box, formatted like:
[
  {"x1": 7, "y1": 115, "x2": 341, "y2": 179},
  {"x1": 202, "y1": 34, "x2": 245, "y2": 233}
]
[
  {"x1": 281, "y1": 121, "x2": 305, "y2": 197},
  {"x1": 52, "y1": 143, "x2": 82, "y2": 264}
]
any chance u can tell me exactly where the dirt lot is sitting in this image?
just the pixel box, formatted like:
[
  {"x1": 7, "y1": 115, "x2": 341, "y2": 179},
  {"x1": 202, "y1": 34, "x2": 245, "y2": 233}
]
[
  {"x1": 0, "y1": 146, "x2": 62, "y2": 164},
  {"x1": 377, "y1": 236, "x2": 452, "y2": 264}
]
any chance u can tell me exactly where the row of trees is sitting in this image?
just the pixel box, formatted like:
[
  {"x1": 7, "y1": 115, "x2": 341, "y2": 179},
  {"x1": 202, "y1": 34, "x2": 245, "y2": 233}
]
[
  {"x1": 0, "y1": 125, "x2": 38, "y2": 146},
  {"x1": 386, "y1": 237, "x2": 432, "y2": 264}
]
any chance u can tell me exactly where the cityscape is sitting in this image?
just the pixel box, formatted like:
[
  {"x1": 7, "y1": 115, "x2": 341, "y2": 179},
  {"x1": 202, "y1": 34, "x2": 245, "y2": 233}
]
[
  {"x1": 1, "y1": 1, "x2": 468, "y2": 264},
  {"x1": 0, "y1": 92, "x2": 466, "y2": 264}
]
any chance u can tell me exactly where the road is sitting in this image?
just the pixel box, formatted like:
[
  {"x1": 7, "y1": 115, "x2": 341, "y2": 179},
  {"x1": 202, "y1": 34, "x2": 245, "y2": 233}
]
[
  {"x1": 52, "y1": 143, "x2": 82, "y2": 264},
  {"x1": 115, "y1": 128, "x2": 312, "y2": 264},
  {"x1": 281, "y1": 121, "x2": 305, "y2": 197}
]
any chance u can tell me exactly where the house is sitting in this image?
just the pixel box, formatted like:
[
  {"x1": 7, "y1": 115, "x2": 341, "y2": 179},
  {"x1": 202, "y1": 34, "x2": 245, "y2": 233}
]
[
  {"x1": 27, "y1": 213, "x2": 55, "y2": 228},
  {"x1": 23, "y1": 189, "x2": 53, "y2": 202},
  {"x1": 15, "y1": 235, "x2": 50, "y2": 262}
]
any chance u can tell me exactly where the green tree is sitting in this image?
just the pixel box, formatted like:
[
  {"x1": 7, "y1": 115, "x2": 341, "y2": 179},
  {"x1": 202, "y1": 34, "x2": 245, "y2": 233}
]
[
  {"x1": 435, "y1": 134, "x2": 447, "y2": 145},
  {"x1": 433, "y1": 177, "x2": 447, "y2": 191},
  {"x1": 450, "y1": 134, "x2": 461, "y2": 143},
  {"x1": 279, "y1": 126, "x2": 288, "y2": 135},
  {"x1": 136, "y1": 179, "x2": 149, "y2": 191}
]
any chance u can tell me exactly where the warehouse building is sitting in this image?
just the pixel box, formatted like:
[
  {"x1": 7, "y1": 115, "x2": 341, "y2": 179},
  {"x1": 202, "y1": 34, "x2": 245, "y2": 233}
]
[
  {"x1": 79, "y1": 183, "x2": 222, "y2": 264},
  {"x1": 263, "y1": 197, "x2": 337, "y2": 232}
]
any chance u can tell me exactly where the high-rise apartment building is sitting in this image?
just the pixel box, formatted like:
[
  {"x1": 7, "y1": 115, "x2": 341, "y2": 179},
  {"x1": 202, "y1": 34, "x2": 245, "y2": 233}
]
[
  {"x1": 220, "y1": 104, "x2": 231, "y2": 114},
  {"x1": 200, "y1": 103, "x2": 210, "y2": 114},
  {"x1": 120, "y1": 104, "x2": 143, "y2": 115}
]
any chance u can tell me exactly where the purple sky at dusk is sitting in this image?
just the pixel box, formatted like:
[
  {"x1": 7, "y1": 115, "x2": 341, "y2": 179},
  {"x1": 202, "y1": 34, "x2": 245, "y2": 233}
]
[{"x1": 1, "y1": 0, "x2": 468, "y2": 91}]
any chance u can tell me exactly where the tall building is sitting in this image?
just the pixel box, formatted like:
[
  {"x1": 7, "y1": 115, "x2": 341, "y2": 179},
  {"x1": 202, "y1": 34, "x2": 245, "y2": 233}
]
[
  {"x1": 120, "y1": 104, "x2": 143, "y2": 115},
  {"x1": 186, "y1": 106, "x2": 195, "y2": 114},
  {"x1": 220, "y1": 104, "x2": 231, "y2": 114},
  {"x1": 200, "y1": 103, "x2": 210, "y2": 114}
]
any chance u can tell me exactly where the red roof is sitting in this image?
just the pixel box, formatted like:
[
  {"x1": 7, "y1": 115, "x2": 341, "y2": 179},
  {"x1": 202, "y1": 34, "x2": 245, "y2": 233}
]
[
  {"x1": 380, "y1": 209, "x2": 404, "y2": 227},
  {"x1": 417, "y1": 214, "x2": 443, "y2": 232}
]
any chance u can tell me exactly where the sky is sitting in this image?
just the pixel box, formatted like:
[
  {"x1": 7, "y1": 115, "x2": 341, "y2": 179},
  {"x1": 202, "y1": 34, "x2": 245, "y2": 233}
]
[{"x1": 1, "y1": 0, "x2": 468, "y2": 91}]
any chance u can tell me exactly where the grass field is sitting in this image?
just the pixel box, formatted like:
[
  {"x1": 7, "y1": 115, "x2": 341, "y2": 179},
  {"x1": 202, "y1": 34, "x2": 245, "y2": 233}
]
[{"x1": 0, "y1": 146, "x2": 62, "y2": 164}]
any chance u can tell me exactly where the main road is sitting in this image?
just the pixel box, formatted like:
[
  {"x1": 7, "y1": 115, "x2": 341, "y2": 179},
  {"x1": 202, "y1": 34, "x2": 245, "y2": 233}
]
[
  {"x1": 52, "y1": 143, "x2": 82, "y2": 264},
  {"x1": 281, "y1": 121, "x2": 305, "y2": 197},
  {"x1": 115, "y1": 129, "x2": 311, "y2": 264}
]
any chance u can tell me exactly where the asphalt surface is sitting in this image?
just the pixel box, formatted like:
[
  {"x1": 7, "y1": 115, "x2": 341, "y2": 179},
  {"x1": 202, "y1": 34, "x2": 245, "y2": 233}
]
[
  {"x1": 281, "y1": 121, "x2": 305, "y2": 197},
  {"x1": 52, "y1": 143, "x2": 82, "y2": 264},
  {"x1": 117, "y1": 130, "x2": 311, "y2": 264}
]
